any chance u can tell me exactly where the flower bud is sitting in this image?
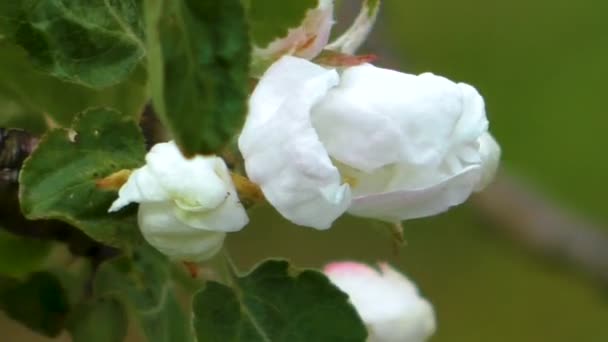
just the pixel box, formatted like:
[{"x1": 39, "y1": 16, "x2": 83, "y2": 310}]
[
  {"x1": 239, "y1": 56, "x2": 500, "y2": 228},
  {"x1": 324, "y1": 262, "x2": 436, "y2": 342},
  {"x1": 109, "y1": 141, "x2": 248, "y2": 261}
]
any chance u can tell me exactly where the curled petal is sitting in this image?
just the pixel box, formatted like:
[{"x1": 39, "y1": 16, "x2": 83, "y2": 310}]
[
  {"x1": 348, "y1": 165, "x2": 482, "y2": 222},
  {"x1": 145, "y1": 142, "x2": 228, "y2": 211},
  {"x1": 239, "y1": 56, "x2": 351, "y2": 229},
  {"x1": 108, "y1": 166, "x2": 169, "y2": 212},
  {"x1": 138, "y1": 203, "x2": 226, "y2": 262},
  {"x1": 451, "y1": 83, "x2": 489, "y2": 146},
  {"x1": 173, "y1": 160, "x2": 249, "y2": 232},
  {"x1": 313, "y1": 66, "x2": 466, "y2": 172},
  {"x1": 108, "y1": 141, "x2": 231, "y2": 213},
  {"x1": 475, "y1": 133, "x2": 501, "y2": 191}
]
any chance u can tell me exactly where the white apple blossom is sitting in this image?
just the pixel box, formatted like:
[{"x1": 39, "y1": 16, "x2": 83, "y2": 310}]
[
  {"x1": 253, "y1": 0, "x2": 334, "y2": 61},
  {"x1": 109, "y1": 141, "x2": 248, "y2": 261},
  {"x1": 239, "y1": 56, "x2": 500, "y2": 229},
  {"x1": 324, "y1": 262, "x2": 436, "y2": 342}
]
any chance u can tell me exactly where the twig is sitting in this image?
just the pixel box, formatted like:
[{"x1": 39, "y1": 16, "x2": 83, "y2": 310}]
[
  {"x1": 472, "y1": 172, "x2": 608, "y2": 284},
  {"x1": 0, "y1": 128, "x2": 38, "y2": 186}
]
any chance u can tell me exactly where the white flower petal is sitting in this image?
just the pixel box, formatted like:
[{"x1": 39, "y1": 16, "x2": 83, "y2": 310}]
[
  {"x1": 145, "y1": 142, "x2": 228, "y2": 211},
  {"x1": 451, "y1": 83, "x2": 489, "y2": 145},
  {"x1": 313, "y1": 66, "x2": 465, "y2": 172},
  {"x1": 294, "y1": 0, "x2": 334, "y2": 59},
  {"x1": 325, "y1": 262, "x2": 436, "y2": 342},
  {"x1": 108, "y1": 166, "x2": 169, "y2": 212},
  {"x1": 348, "y1": 165, "x2": 482, "y2": 222},
  {"x1": 239, "y1": 56, "x2": 351, "y2": 229},
  {"x1": 138, "y1": 202, "x2": 226, "y2": 262},
  {"x1": 312, "y1": 86, "x2": 403, "y2": 173},
  {"x1": 241, "y1": 56, "x2": 336, "y2": 134},
  {"x1": 173, "y1": 160, "x2": 249, "y2": 232},
  {"x1": 475, "y1": 132, "x2": 501, "y2": 191}
]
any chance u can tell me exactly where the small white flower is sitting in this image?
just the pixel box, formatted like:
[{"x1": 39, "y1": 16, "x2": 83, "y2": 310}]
[
  {"x1": 239, "y1": 56, "x2": 500, "y2": 229},
  {"x1": 324, "y1": 262, "x2": 436, "y2": 342},
  {"x1": 253, "y1": 0, "x2": 334, "y2": 61},
  {"x1": 109, "y1": 141, "x2": 248, "y2": 261}
]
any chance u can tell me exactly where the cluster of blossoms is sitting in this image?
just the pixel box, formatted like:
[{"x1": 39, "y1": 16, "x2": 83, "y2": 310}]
[{"x1": 110, "y1": 1, "x2": 500, "y2": 341}]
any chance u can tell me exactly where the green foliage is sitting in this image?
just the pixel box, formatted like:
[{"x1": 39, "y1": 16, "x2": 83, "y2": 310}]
[
  {"x1": 6, "y1": 0, "x2": 145, "y2": 88},
  {"x1": 245, "y1": 0, "x2": 318, "y2": 47},
  {"x1": 19, "y1": 108, "x2": 146, "y2": 247},
  {"x1": 67, "y1": 298, "x2": 128, "y2": 342},
  {"x1": 0, "y1": 230, "x2": 53, "y2": 278},
  {"x1": 95, "y1": 245, "x2": 194, "y2": 342},
  {"x1": 192, "y1": 260, "x2": 367, "y2": 342},
  {"x1": 144, "y1": 0, "x2": 250, "y2": 156},
  {"x1": 0, "y1": 272, "x2": 70, "y2": 337},
  {"x1": 0, "y1": 42, "x2": 147, "y2": 126}
]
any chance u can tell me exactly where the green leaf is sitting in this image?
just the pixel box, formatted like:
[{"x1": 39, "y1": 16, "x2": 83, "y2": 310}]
[
  {"x1": 0, "y1": 230, "x2": 53, "y2": 278},
  {"x1": 19, "y1": 108, "x2": 146, "y2": 247},
  {"x1": 0, "y1": 42, "x2": 147, "y2": 126},
  {"x1": 145, "y1": 0, "x2": 250, "y2": 156},
  {"x1": 95, "y1": 245, "x2": 194, "y2": 342},
  {"x1": 245, "y1": 0, "x2": 318, "y2": 47},
  {"x1": 192, "y1": 260, "x2": 367, "y2": 342},
  {"x1": 0, "y1": 272, "x2": 70, "y2": 337},
  {"x1": 9, "y1": 0, "x2": 146, "y2": 88},
  {"x1": 67, "y1": 298, "x2": 128, "y2": 342}
]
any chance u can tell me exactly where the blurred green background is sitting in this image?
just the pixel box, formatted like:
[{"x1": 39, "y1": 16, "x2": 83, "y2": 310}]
[
  {"x1": 2, "y1": 0, "x2": 608, "y2": 341},
  {"x1": 231, "y1": 1, "x2": 608, "y2": 341}
]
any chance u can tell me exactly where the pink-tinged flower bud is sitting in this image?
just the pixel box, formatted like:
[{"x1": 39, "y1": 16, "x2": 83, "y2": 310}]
[{"x1": 324, "y1": 262, "x2": 436, "y2": 342}]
